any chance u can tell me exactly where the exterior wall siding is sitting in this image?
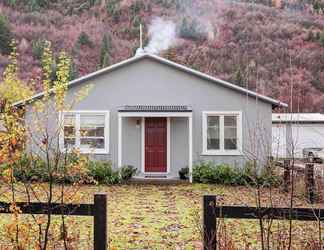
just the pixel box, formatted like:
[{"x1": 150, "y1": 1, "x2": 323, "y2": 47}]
[{"x1": 24, "y1": 57, "x2": 273, "y2": 175}]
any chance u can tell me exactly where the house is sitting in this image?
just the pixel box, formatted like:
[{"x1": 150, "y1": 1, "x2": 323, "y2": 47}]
[
  {"x1": 272, "y1": 113, "x2": 324, "y2": 159},
  {"x1": 15, "y1": 52, "x2": 287, "y2": 182}
]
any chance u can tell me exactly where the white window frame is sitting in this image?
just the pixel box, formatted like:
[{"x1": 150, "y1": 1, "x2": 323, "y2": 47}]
[
  {"x1": 59, "y1": 110, "x2": 110, "y2": 154},
  {"x1": 202, "y1": 111, "x2": 242, "y2": 156}
]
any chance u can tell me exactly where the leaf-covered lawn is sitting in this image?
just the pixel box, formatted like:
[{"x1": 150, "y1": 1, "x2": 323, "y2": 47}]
[{"x1": 0, "y1": 183, "x2": 322, "y2": 249}]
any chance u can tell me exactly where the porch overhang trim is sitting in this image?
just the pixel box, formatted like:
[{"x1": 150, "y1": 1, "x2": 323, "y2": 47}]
[
  {"x1": 118, "y1": 105, "x2": 192, "y2": 113},
  {"x1": 119, "y1": 112, "x2": 192, "y2": 117}
]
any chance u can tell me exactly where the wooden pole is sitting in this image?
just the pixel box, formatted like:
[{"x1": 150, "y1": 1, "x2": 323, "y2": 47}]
[
  {"x1": 94, "y1": 193, "x2": 107, "y2": 250},
  {"x1": 283, "y1": 159, "x2": 291, "y2": 192},
  {"x1": 203, "y1": 195, "x2": 217, "y2": 250},
  {"x1": 305, "y1": 163, "x2": 316, "y2": 204}
]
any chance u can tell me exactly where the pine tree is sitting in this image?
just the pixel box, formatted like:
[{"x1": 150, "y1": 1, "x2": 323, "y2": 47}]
[
  {"x1": 319, "y1": 31, "x2": 324, "y2": 47},
  {"x1": 234, "y1": 67, "x2": 245, "y2": 87},
  {"x1": 77, "y1": 31, "x2": 94, "y2": 48},
  {"x1": 100, "y1": 34, "x2": 111, "y2": 68},
  {"x1": 69, "y1": 59, "x2": 79, "y2": 80},
  {"x1": 0, "y1": 14, "x2": 13, "y2": 55}
]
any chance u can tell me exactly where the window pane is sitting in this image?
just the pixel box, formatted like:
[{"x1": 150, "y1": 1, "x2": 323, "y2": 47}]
[
  {"x1": 224, "y1": 116, "x2": 236, "y2": 127},
  {"x1": 64, "y1": 114, "x2": 75, "y2": 126},
  {"x1": 80, "y1": 127, "x2": 104, "y2": 137},
  {"x1": 80, "y1": 138, "x2": 105, "y2": 149},
  {"x1": 64, "y1": 114, "x2": 75, "y2": 146},
  {"x1": 64, "y1": 138, "x2": 76, "y2": 148},
  {"x1": 224, "y1": 116, "x2": 237, "y2": 150},
  {"x1": 64, "y1": 126, "x2": 75, "y2": 137},
  {"x1": 80, "y1": 115, "x2": 105, "y2": 127},
  {"x1": 207, "y1": 116, "x2": 220, "y2": 150}
]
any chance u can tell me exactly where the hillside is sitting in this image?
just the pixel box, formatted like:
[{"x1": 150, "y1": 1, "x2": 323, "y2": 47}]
[{"x1": 0, "y1": 0, "x2": 324, "y2": 111}]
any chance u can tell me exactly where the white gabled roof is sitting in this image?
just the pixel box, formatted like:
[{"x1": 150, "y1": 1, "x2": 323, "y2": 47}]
[
  {"x1": 13, "y1": 53, "x2": 288, "y2": 108},
  {"x1": 272, "y1": 113, "x2": 324, "y2": 123}
]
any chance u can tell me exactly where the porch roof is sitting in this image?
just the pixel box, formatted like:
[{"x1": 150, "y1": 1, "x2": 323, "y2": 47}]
[{"x1": 118, "y1": 105, "x2": 192, "y2": 112}]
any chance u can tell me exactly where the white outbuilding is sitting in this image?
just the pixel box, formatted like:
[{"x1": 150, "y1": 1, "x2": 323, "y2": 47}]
[{"x1": 272, "y1": 113, "x2": 324, "y2": 159}]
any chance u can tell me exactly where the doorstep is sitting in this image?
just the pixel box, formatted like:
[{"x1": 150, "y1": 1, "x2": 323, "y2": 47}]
[{"x1": 130, "y1": 173, "x2": 187, "y2": 185}]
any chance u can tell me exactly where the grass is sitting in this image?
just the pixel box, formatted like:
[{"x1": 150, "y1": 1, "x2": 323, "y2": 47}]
[{"x1": 0, "y1": 183, "x2": 322, "y2": 249}]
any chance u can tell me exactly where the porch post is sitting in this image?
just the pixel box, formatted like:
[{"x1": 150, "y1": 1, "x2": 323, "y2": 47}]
[
  {"x1": 188, "y1": 114, "x2": 193, "y2": 183},
  {"x1": 118, "y1": 114, "x2": 122, "y2": 168}
]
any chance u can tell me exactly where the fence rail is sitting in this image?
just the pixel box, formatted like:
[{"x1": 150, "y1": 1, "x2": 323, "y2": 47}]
[
  {"x1": 0, "y1": 193, "x2": 107, "y2": 250},
  {"x1": 203, "y1": 195, "x2": 324, "y2": 250}
]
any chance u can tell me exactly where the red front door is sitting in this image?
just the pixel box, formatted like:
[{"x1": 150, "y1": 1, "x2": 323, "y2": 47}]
[{"x1": 145, "y1": 117, "x2": 167, "y2": 173}]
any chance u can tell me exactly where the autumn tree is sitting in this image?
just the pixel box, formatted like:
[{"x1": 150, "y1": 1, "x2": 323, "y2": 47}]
[{"x1": 0, "y1": 41, "x2": 92, "y2": 249}]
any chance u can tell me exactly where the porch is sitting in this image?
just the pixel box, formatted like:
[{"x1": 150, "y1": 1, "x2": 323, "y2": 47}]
[{"x1": 117, "y1": 105, "x2": 193, "y2": 182}]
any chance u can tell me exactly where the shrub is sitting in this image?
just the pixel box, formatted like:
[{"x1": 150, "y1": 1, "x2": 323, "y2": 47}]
[
  {"x1": 192, "y1": 161, "x2": 282, "y2": 186},
  {"x1": 3, "y1": 154, "x2": 49, "y2": 182},
  {"x1": 87, "y1": 160, "x2": 121, "y2": 184},
  {"x1": 0, "y1": 14, "x2": 13, "y2": 55},
  {"x1": 213, "y1": 164, "x2": 243, "y2": 185},
  {"x1": 120, "y1": 165, "x2": 137, "y2": 181},
  {"x1": 105, "y1": 171, "x2": 121, "y2": 184},
  {"x1": 0, "y1": 154, "x2": 126, "y2": 185},
  {"x1": 192, "y1": 161, "x2": 217, "y2": 183},
  {"x1": 87, "y1": 161, "x2": 112, "y2": 182},
  {"x1": 242, "y1": 161, "x2": 282, "y2": 186},
  {"x1": 3, "y1": 153, "x2": 88, "y2": 183}
]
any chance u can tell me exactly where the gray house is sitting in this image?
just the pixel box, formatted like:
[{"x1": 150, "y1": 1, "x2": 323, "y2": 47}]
[{"x1": 15, "y1": 53, "x2": 287, "y2": 182}]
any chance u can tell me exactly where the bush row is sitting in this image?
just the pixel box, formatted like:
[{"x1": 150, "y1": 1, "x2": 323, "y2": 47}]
[
  {"x1": 191, "y1": 161, "x2": 282, "y2": 186},
  {"x1": 1, "y1": 154, "x2": 137, "y2": 185}
]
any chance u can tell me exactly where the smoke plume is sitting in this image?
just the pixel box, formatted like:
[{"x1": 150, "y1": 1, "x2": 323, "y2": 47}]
[{"x1": 144, "y1": 17, "x2": 177, "y2": 54}]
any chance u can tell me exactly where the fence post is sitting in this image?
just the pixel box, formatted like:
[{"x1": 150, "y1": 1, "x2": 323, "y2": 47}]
[
  {"x1": 94, "y1": 193, "x2": 107, "y2": 250},
  {"x1": 305, "y1": 163, "x2": 316, "y2": 204},
  {"x1": 283, "y1": 159, "x2": 291, "y2": 192},
  {"x1": 203, "y1": 195, "x2": 217, "y2": 250}
]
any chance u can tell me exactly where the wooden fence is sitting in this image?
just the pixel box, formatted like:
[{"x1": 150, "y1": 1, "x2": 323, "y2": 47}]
[
  {"x1": 0, "y1": 193, "x2": 107, "y2": 250},
  {"x1": 203, "y1": 195, "x2": 324, "y2": 250}
]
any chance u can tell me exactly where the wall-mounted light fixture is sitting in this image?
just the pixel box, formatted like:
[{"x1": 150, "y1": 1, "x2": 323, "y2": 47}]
[{"x1": 136, "y1": 119, "x2": 141, "y2": 128}]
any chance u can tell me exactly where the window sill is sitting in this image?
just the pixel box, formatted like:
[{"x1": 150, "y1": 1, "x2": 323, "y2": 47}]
[
  {"x1": 60, "y1": 148, "x2": 109, "y2": 155},
  {"x1": 80, "y1": 149, "x2": 109, "y2": 155},
  {"x1": 201, "y1": 150, "x2": 243, "y2": 156}
]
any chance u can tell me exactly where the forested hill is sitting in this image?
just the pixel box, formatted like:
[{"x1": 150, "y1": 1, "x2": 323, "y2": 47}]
[{"x1": 0, "y1": 0, "x2": 324, "y2": 111}]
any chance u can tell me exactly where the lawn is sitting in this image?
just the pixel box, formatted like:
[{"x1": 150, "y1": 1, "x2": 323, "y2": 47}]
[{"x1": 0, "y1": 183, "x2": 322, "y2": 249}]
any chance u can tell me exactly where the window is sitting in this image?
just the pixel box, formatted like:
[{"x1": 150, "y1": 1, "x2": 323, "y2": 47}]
[
  {"x1": 202, "y1": 111, "x2": 242, "y2": 155},
  {"x1": 60, "y1": 111, "x2": 109, "y2": 154},
  {"x1": 224, "y1": 116, "x2": 237, "y2": 150},
  {"x1": 207, "y1": 116, "x2": 220, "y2": 150}
]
